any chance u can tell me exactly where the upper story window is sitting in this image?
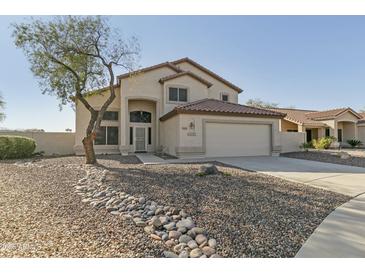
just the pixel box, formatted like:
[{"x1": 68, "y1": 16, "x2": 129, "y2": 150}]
[
  {"x1": 130, "y1": 111, "x2": 152, "y2": 123},
  {"x1": 221, "y1": 94, "x2": 229, "y2": 102},
  {"x1": 169, "y1": 87, "x2": 188, "y2": 102},
  {"x1": 102, "y1": 111, "x2": 119, "y2": 121}
]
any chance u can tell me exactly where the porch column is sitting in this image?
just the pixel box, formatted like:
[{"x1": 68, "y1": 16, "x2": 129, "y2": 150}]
[
  {"x1": 119, "y1": 98, "x2": 129, "y2": 155},
  {"x1": 333, "y1": 121, "x2": 338, "y2": 140},
  {"x1": 354, "y1": 123, "x2": 358, "y2": 139},
  {"x1": 155, "y1": 100, "x2": 160, "y2": 148}
]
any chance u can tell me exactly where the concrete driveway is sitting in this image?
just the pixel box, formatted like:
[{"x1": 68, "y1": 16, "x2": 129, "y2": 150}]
[{"x1": 211, "y1": 156, "x2": 365, "y2": 197}]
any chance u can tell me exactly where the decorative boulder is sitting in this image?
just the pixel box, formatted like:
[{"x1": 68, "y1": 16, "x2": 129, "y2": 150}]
[
  {"x1": 338, "y1": 151, "x2": 351, "y2": 159},
  {"x1": 199, "y1": 164, "x2": 218, "y2": 175}
]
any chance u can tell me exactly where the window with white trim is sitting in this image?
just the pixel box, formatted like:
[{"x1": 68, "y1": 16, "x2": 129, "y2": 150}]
[
  {"x1": 168, "y1": 87, "x2": 188, "y2": 102},
  {"x1": 221, "y1": 94, "x2": 229, "y2": 102}
]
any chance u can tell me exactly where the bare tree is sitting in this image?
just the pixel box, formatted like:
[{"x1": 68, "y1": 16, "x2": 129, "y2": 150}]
[
  {"x1": 13, "y1": 16, "x2": 140, "y2": 164},
  {"x1": 246, "y1": 98, "x2": 278, "y2": 109}
]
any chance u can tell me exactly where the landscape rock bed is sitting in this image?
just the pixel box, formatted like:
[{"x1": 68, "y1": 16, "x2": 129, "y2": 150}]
[
  {"x1": 116, "y1": 159, "x2": 350, "y2": 257},
  {"x1": 75, "y1": 165, "x2": 221, "y2": 258},
  {"x1": 282, "y1": 151, "x2": 365, "y2": 168},
  {"x1": 0, "y1": 155, "x2": 350, "y2": 258},
  {"x1": 0, "y1": 156, "x2": 164, "y2": 257}
]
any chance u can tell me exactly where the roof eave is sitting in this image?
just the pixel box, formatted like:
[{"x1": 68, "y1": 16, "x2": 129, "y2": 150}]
[
  {"x1": 160, "y1": 109, "x2": 285, "y2": 122},
  {"x1": 172, "y1": 57, "x2": 243, "y2": 93}
]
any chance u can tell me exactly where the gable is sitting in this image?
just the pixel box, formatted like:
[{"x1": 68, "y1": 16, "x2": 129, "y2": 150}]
[
  {"x1": 172, "y1": 60, "x2": 242, "y2": 94},
  {"x1": 336, "y1": 110, "x2": 361, "y2": 122}
]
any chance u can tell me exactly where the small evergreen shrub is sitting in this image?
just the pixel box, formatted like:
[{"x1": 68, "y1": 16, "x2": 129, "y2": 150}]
[
  {"x1": 312, "y1": 136, "x2": 336, "y2": 150},
  {"x1": 0, "y1": 135, "x2": 36, "y2": 159},
  {"x1": 346, "y1": 139, "x2": 363, "y2": 148},
  {"x1": 300, "y1": 142, "x2": 313, "y2": 151}
]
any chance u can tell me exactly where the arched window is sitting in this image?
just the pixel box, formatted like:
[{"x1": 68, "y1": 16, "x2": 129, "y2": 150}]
[{"x1": 130, "y1": 111, "x2": 152, "y2": 123}]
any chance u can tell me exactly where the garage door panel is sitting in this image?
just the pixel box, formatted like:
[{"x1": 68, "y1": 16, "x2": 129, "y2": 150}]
[{"x1": 205, "y1": 123, "x2": 271, "y2": 157}]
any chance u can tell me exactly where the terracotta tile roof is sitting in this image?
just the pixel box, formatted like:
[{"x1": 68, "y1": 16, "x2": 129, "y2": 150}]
[
  {"x1": 159, "y1": 71, "x2": 213, "y2": 88},
  {"x1": 160, "y1": 99, "x2": 286, "y2": 121},
  {"x1": 117, "y1": 57, "x2": 243, "y2": 93},
  {"x1": 305, "y1": 108, "x2": 352, "y2": 120},
  {"x1": 270, "y1": 107, "x2": 362, "y2": 126},
  {"x1": 269, "y1": 108, "x2": 326, "y2": 126},
  {"x1": 172, "y1": 57, "x2": 243, "y2": 93},
  {"x1": 117, "y1": 62, "x2": 182, "y2": 80}
]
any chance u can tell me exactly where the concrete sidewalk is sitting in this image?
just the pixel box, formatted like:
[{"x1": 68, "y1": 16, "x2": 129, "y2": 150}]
[{"x1": 296, "y1": 193, "x2": 365, "y2": 257}]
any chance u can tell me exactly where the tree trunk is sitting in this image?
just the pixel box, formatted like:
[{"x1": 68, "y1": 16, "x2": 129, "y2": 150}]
[{"x1": 82, "y1": 134, "x2": 97, "y2": 164}]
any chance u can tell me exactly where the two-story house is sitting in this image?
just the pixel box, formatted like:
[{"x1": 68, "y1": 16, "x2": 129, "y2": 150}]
[{"x1": 74, "y1": 57, "x2": 285, "y2": 158}]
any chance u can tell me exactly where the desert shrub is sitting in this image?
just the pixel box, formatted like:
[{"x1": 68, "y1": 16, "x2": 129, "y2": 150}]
[
  {"x1": 300, "y1": 142, "x2": 313, "y2": 151},
  {"x1": 346, "y1": 139, "x2": 363, "y2": 148},
  {"x1": 0, "y1": 135, "x2": 36, "y2": 159},
  {"x1": 312, "y1": 136, "x2": 336, "y2": 150}
]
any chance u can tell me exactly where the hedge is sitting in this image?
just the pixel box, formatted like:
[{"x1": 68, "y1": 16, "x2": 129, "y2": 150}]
[{"x1": 0, "y1": 135, "x2": 36, "y2": 159}]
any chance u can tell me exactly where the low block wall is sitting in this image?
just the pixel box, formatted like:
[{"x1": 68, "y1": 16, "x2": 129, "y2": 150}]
[
  {"x1": 0, "y1": 131, "x2": 75, "y2": 155},
  {"x1": 280, "y1": 132, "x2": 306, "y2": 153}
]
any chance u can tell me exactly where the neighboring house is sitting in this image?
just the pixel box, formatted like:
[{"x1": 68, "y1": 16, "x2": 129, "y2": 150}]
[
  {"x1": 74, "y1": 57, "x2": 286, "y2": 157},
  {"x1": 271, "y1": 107, "x2": 365, "y2": 146}
]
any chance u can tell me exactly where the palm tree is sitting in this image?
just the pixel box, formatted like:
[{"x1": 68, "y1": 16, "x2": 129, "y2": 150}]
[{"x1": 0, "y1": 93, "x2": 5, "y2": 121}]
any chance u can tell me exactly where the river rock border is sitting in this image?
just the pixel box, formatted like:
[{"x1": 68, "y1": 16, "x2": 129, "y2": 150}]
[{"x1": 74, "y1": 165, "x2": 221, "y2": 258}]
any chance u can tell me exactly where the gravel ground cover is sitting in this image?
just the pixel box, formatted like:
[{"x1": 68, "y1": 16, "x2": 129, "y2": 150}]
[
  {"x1": 282, "y1": 151, "x2": 365, "y2": 168},
  {"x1": 0, "y1": 155, "x2": 349, "y2": 258},
  {"x1": 0, "y1": 156, "x2": 164, "y2": 257},
  {"x1": 115, "y1": 159, "x2": 349, "y2": 258}
]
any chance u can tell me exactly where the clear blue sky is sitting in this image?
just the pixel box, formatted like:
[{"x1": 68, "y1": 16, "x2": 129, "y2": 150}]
[{"x1": 1, "y1": 16, "x2": 365, "y2": 131}]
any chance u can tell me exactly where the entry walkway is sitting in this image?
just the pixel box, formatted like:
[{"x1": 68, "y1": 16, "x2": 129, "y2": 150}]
[
  {"x1": 295, "y1": 193, "x2": 365, "y2": 257},
  {"x1": 135, "y1": 153, "x2": 166, "y2": 164}
]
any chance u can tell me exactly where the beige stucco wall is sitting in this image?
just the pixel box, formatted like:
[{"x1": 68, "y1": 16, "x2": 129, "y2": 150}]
[
  {"x1": 74, "y1": 88, "x2": 121, "y2": 155},
  {"x1": 73, "y1": 62, "x2": 246, "y2": 155},
  {"x1": 280, "y1": 132, "x2": 306, "y2": 153},
  {"x1": 280, "y1": 119, "x2": 298, "y2": 132},
  {"x1": 342, "y1": 122, "x2": 356, "y2": 141},
  {"x1": 357, "y1": 125, "x2": 365, "y2": 145},
  {"x1": 336, "y1": 112, "x2": 359, "y2": 123},
  {"x1": 162, "y1": 75, "x2": 209, "y2": 114},
  {"x1": 174, "y1": 61, "x2": 239, "y2": 103},
  {"x1": 164, "y1": 114, "x2": 281, "y2": 157},
  {"x1": 0, "y1": 131, "x2": 75, "y2": 155},
  {"x1": 160, "y1": 115, "x2": 179, "y2": 156}
]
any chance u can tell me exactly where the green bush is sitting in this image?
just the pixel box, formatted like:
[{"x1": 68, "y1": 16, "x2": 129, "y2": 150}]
[
  {"x1": 347, "y1": 139, "x2": 363, "y2": 148},
  {"x1": 300, "y1": 142, "x2": 313, "y2": 151},
  {"x1": 312, "y1": 136, "x2": 336, "y2": 150},
  {"x1": 0, "y1": 135, "x2": 36, "y2": 159}
]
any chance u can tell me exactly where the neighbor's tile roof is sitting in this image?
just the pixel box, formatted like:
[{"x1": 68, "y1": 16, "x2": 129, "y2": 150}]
[
  {"x1": 160, "y1": 99, "x2": 286, "y2": 121},
  {"x1": 269, "y1": 108, "x2": 326, "y2": 126},
  {"x1": 270, "y1": 107, "x2": 362, "y2": 126},
  {"x1": 305, "y1": 108, "x2": 351, "y2": 120}
]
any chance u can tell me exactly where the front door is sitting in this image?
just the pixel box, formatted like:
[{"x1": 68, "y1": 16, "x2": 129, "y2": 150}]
[
  {"x1": 135, "y1": 127, "x2": 146, "y2": 152},
  {"x1": 306, "y1": 129, "x2": 312, "y2": 142}
]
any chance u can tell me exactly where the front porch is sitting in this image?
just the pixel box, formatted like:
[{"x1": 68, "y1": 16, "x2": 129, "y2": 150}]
[
  {"x1": 280, "y1": 119, "x2": 359, "y2": 147},
  {"x1": 119, "y1": 97, "x2": 160, "y2": 155}
]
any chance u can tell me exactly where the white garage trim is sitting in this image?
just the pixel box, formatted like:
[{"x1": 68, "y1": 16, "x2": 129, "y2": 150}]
[{"x1": 202, "y1": 119, "x2": 275, "y2": 156}]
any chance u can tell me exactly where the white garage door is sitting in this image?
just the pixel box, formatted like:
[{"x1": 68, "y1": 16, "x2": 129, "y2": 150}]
[{"x1": 205, "y1": 122, "x2": 271, "y2": 157}]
